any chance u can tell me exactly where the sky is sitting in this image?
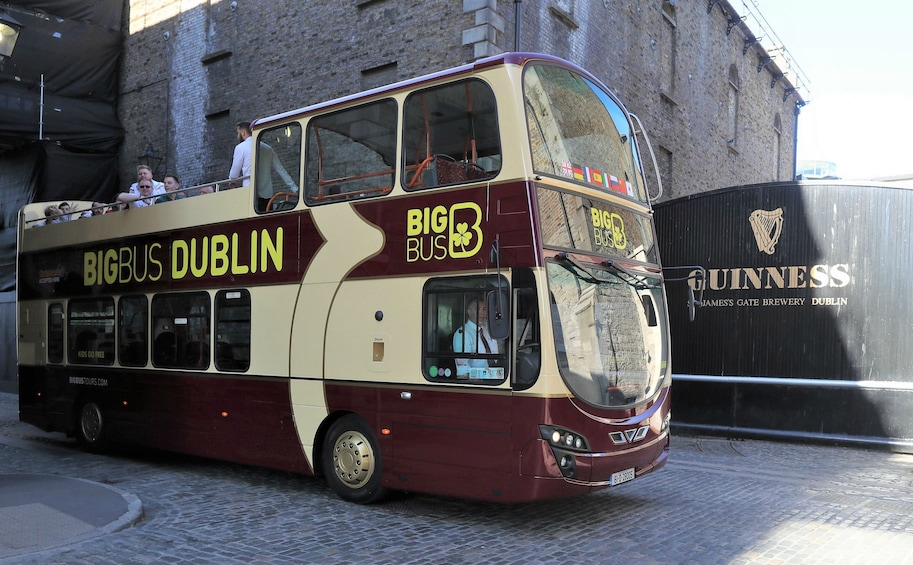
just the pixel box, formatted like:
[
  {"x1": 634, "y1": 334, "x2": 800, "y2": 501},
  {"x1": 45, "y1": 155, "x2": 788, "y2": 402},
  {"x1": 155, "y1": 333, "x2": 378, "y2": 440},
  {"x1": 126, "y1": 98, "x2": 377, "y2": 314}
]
[{"x1": 748, "y1": 0, "x2": 913, "y2": 180}]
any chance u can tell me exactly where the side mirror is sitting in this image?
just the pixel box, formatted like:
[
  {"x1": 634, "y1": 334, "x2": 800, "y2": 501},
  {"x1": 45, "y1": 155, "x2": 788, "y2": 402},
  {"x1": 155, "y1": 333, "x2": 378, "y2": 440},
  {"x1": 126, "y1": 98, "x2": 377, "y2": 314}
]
[
  {"x1": 662, "y1": 265, "x2": 706, "y2": 322},
  {"x1": 687, "y1": 285, "x2": 702, "y2": 322},
  {"x1": 486, "y1": 289, "x2": 510, "y2": 340}
]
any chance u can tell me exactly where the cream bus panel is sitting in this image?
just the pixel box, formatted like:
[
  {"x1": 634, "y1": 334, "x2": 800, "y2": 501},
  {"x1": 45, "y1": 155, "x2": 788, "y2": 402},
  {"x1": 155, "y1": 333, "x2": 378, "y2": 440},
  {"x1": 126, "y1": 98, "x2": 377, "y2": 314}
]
[
  {"x1": 248, "y1": 285, "x2": 299, "y2": 377},
  {"x1": 17, "y1": 302, "x2": 43, "y2": 366},
  {"x1": 290, "y1": 203, "x2": 385, "y2": 380},
  {"x1": 289, "y1": 378, "x2": 326, "y2": 466},
  {"x1": 324, "y1": 278, "x2": 423, "y2": 383}
]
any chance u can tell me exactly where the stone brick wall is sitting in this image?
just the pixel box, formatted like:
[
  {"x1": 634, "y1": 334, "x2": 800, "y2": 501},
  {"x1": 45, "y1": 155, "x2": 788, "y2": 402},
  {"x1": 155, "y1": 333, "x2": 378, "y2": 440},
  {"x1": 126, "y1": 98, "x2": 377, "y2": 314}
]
[{"x1": 117, "y1": 0, "x2": 800, "y2": 201}]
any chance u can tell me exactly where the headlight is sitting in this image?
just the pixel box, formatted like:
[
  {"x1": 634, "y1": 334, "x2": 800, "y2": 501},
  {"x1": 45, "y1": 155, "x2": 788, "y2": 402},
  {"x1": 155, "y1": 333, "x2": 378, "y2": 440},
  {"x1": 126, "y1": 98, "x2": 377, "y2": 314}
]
[
  {"x1": 539, "y1": 425, "x2": 590, "y2": 452},
  {"x1": 661, "y1": 411, "x2": 671, "y2": 433}
]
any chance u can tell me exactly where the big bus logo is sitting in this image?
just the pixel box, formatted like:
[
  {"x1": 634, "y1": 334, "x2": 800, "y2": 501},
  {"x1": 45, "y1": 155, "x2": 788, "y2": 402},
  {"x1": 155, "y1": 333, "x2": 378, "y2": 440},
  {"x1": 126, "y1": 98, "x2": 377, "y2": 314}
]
[
  {"x1": 591, "y1": 208, "x2": 627, "y2": 250},
  {"x1": 406, "y1": 202, "x2": 484, "y2": 262}
]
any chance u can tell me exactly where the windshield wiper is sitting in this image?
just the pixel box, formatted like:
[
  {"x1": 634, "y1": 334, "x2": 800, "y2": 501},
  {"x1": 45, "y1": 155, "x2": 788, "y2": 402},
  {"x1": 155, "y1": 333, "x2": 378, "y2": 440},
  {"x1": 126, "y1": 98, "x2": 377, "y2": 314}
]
[
  {"x1": 554, "y1": 253, "x2": 601, "y2": 284},
  {"x1": 601, "y1": 259, "x2": 660, "y2": 290},
  {"x1": 555, "y1": 253, "x2": 659, "y2": 290}
]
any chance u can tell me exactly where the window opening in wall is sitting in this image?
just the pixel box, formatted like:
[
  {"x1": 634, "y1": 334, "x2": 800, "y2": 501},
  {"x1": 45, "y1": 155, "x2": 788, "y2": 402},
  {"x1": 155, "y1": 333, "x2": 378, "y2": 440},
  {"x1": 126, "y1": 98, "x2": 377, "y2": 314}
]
[
  {"x1": 658, "y1": 146, "x2": 673, "y2": 198},
  {"x1": 361, "y1": 62, "x2": 397, "y2": 91},
  {"x1": 774, "y1": 114, "x2": 782, "y2": 180},
  {"x1": 660, "y1": 0, "x2": 678, "y2": 98},
  {"x1": 727, "y1": 64, "x2": 740, "y2": 149},
  {"x1": 550, "y1": 1, "x2": 579, "y2": 29},
  {"x1": 662, "y1": 0, "x2": 677, "y2": 26}
]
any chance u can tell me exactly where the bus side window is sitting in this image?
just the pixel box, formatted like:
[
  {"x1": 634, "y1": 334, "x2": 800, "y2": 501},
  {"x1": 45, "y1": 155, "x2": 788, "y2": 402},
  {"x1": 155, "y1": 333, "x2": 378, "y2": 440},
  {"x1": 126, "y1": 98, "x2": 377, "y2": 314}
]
[
  {"x1": 402, "y1": 79, "x2": 501, "y2": 190},
  {"x1": 118, "y1": 295, "x2": 148, "y2": 367},
  {"x1": 151, "y1": 292, "x2": 211, "y2": 370},
  {"x1": 48, "y1": 303, "x2": 65, "y2": 364},
  {"x1": 215, "y1": 289, "x2": 251, "y2": 372},
  {"x1": 67, "y1": 298, "x2": 115, "y2": 366},
  {"x1": 422, "y1": 276, "x2": 508, "y2": 384},
  {"x1": 513, "y1": 268, "x2": 541, "y2": 390}
]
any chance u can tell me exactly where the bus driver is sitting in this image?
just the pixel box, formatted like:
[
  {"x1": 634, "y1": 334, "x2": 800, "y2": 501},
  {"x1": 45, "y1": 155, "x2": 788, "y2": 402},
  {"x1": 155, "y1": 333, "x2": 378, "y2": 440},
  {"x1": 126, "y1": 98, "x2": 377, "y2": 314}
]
[{"x1": 453, "y1": 297, "x2": 503, "y2": 379}]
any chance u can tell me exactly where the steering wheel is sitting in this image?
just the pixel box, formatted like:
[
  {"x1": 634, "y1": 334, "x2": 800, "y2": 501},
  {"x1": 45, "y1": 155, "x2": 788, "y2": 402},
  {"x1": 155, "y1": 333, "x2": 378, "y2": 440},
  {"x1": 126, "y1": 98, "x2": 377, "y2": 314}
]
[
  {"x1": 267, "y1": 192, "x2": 298, "y2": 211},
  {"x1": 517, "y1": 342, "x2": 540, "y2": 353}
]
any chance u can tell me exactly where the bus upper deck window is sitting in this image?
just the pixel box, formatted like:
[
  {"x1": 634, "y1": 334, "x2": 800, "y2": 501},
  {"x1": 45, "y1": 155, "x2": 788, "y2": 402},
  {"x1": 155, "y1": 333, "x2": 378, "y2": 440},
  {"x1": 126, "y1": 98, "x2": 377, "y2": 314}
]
[
  {"x1": 402, "y1": 79, "x2": 501, "y2": 190},
  {"x1": 304, "y1": 99, "x2": 397, "y2": 205},
  {"x1": 255, "y1": 123, "x2": 302, "y2": 213}
]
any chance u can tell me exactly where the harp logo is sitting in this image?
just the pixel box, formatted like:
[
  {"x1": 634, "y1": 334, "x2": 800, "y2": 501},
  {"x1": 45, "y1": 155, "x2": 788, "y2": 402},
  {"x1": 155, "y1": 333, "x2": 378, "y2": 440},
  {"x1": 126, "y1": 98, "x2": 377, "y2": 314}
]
[{"x1": 749, "y1": 208, "x2": 784, "y2": 255}]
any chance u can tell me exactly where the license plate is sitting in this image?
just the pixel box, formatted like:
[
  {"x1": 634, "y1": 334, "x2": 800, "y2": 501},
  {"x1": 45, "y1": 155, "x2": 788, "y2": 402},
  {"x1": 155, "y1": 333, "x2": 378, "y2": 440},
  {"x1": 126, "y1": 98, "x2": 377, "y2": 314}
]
[{"x1": 609, "y1": 467, "x2": 635, "y2": 486}]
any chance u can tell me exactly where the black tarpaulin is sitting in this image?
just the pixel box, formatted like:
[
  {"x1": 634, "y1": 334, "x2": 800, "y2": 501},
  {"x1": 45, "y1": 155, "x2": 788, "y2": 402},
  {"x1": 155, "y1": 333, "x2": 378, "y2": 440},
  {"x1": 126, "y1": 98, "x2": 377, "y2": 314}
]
[
  {"x1": 0, "y1": 2, "x2": 123, "y2": 149},
  {"x1": 0, "y1": 0, "x2": 124, "y2": 292}
]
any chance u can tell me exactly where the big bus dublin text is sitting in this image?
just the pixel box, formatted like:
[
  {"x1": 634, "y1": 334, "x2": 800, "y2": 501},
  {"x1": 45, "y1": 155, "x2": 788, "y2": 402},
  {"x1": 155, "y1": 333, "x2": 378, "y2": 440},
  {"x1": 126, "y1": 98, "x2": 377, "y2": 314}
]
[{"x1": 17, "y1": 53, "x2": 673, "y2": 504}]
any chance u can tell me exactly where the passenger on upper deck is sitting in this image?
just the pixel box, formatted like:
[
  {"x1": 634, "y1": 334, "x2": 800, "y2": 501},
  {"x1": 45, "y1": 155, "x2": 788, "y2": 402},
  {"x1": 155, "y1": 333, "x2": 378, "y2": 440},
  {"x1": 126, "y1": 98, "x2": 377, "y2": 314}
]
[
  {"x1": 116, "y1": 179, "x2": 157, "y2": 209},
  {"x1": 229, "y1": 121, "x2": 253, "y2": 187},
  {"x1": 127, "y1": 165, "x2": 165, "y2": 197},
  {"x1": 82, "y1": 202, "x2": 112, "y2": 217},
  {"x1": 57, "y1": 202, "x2": 75, "y2": 221},
  {"x1": 36, "y1": 205, "x2": 62, "y2": 226},
  {"x1": 156, "y1": 173, "x2": 186, "y2": 203}
]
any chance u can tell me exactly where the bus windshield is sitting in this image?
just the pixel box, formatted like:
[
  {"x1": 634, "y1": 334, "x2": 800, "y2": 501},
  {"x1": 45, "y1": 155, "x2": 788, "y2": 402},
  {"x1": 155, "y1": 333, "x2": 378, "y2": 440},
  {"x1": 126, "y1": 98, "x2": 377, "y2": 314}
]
[
  {"x1": 524, "y1": 63, "x2": 647, "y2": 202},
  {"x1": 547, "y1": 259, "x2": 667, "y2": 409}
]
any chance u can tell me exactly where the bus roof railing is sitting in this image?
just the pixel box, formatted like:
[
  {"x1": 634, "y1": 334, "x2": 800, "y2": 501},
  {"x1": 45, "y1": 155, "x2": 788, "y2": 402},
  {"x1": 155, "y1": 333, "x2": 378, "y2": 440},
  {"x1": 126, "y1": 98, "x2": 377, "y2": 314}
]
[{"x1": 20, "y1": 176, "x2": 250, "y2": 228}]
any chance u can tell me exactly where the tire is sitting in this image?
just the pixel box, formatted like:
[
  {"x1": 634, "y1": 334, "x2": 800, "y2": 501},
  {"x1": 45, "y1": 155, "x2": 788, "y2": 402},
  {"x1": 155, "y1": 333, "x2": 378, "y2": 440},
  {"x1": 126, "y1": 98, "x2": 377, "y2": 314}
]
[
  {"x1": 322, "y1": 414, "x2": 387, "y2": 504},
  {"x1": 77, "y1": 401, "x2": 108, "y2": 453}
]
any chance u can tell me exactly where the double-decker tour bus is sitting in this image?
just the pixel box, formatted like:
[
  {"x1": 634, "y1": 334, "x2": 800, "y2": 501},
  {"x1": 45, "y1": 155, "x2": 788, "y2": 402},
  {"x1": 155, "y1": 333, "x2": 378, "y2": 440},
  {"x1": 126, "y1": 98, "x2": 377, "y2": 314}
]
[{"x1": 17, "y1": 53, "x2": 672, "y2": 504}]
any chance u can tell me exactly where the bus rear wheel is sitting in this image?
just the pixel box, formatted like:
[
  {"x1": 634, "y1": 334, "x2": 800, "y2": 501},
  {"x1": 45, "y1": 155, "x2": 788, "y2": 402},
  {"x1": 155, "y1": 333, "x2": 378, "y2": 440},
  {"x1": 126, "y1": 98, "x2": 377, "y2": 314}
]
[
  {"x1": 322, "y1": 415, "x2": 387, "y2": 504},
  {"x1": 77, "y1": 401, "x2": 108, "y2": 453}
]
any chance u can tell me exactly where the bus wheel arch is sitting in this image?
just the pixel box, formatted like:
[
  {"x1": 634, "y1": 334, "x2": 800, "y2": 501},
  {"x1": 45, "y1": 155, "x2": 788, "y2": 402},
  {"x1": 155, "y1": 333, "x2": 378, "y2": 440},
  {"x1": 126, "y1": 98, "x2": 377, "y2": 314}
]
[
  {"x1": 321, "y1": 413, "x2": 387, "y2": 504},
  {"x1": 75, "y1": 399, "x2": 108, "y2": 453}
]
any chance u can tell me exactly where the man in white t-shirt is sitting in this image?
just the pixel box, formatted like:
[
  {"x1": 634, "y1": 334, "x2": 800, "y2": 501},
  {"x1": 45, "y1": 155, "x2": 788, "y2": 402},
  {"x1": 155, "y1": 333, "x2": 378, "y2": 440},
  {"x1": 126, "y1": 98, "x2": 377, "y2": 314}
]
[
  {"x1": 127, "y1": 165, "x2": 165, "y2": 197},
  {"x1": 229, "y1": 121, "x2": 253, "y2": 187}
]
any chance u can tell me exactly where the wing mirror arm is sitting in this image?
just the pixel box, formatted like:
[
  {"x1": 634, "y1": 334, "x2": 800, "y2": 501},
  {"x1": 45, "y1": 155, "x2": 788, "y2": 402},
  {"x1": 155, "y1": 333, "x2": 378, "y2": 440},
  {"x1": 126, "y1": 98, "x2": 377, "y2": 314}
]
[
  {"x1": 487, "y1": 237, "x2": 510, "y2": 340},
  {"x1": 663, "y1": 265, "x2": 706, "y2": 322}
]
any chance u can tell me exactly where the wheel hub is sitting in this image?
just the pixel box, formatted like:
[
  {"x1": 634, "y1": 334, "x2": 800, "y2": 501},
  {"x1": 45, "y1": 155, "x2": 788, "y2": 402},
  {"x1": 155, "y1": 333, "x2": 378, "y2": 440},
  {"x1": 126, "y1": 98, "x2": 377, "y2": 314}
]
[
  {"x1": 331, "y1": 431, "x2": 375, "y2": 488},
  {"x1": 81, "y1": 404, "x2": 102, "y2": 443}
]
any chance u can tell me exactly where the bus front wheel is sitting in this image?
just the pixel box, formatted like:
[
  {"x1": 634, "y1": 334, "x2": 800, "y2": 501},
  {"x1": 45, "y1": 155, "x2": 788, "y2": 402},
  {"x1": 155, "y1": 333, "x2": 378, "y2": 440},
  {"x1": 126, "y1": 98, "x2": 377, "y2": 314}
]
[
  {"x1": 322, "y1": 415, "x2": 387, "y2": 504},
  {"x1": 77, "y1": 401, "x2": 108, "y2": 453}
]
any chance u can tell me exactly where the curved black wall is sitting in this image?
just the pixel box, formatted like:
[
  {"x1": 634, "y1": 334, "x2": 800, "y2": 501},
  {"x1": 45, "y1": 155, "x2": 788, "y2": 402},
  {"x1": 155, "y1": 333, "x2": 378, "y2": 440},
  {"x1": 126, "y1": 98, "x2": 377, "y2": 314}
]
[{"x1": 655, "y1": 181, "x2": 913, "y2": 450}]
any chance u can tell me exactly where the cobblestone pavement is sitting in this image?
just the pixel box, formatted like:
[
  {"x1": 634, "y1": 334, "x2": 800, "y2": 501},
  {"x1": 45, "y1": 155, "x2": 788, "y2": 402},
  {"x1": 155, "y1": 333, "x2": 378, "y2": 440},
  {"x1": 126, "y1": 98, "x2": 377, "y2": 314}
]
[{"x1": 1, "y1": 391, "x2": 912, "y2": 564}]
